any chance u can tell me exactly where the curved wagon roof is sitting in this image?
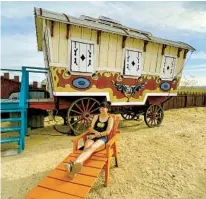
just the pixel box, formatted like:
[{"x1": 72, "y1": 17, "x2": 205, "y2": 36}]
[{"x1": 34, "y1": 7, "x2": 195, "y2": 52}]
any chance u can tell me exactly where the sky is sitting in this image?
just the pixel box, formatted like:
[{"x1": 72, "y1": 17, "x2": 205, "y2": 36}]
[{"x1": 1, "y1": 1, "x2": 206, "y2": 86}]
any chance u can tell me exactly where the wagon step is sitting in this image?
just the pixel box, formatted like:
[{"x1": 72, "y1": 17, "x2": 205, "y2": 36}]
[
  {"x1": 0, "y1": 109, "x2": 22, "y2": 113},
  {"x1": 1, "y1": 117, "x2": 21, "y2": 122},
  {"x1": 0, "y1": 137, "x2": 20, "y2": 144},
  {"x1": 0, "y1": 127, "x2": 21, "y2": 133}
]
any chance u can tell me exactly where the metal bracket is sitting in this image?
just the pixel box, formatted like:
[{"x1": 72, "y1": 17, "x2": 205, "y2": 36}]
[
  {"x1": 66, "y1": 24, "x2": 70, "y2": 39},
  {"x1": 97, "y1": 31, "x2": 101, "y2": 45},
  {"x1": 183, "y1": 49, "x2": 189, "y2": 59},
  {"x1": 122, "y1": 36, "x2": 127, "y2": 48},
  {"x1": 161, "y1": 44, "x2": 167, "y2": 55},
  {"x1": 177, "y1": 48, "x2": 182, "y2": 58},
  {"x1": 51, "y1": 21, "x2": 54, "y2": 37},
  {"x1": 143, "y1": 41, "x2": 149, "y2": 52}
]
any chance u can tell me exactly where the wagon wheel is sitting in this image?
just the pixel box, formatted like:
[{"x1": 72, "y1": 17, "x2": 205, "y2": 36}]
[
  {"x1": 121, "y1": 106, "x2": 137, "y2": 120},
  {"x1": 121, "y1": 112, "x2": 136, "y2": 120},
  {"x1": 144, "y1": 104, "x2": 164, "y2": 128},
  {"x1": 67, "y1": 97, "x2": 100, "y2": 136}
]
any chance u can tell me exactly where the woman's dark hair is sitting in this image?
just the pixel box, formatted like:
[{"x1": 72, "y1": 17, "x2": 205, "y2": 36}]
[{"x1": 100, "y1": 101, "x2": 111, "y2": 109}]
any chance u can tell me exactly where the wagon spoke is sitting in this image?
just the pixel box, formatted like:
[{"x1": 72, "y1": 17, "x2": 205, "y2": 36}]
[
  {"x1": 70, "y1": 118, "x2": 82, "y2": 126},
  {"x1": 81, "y1": 99, "x2": 86, "y2": 112},
  {"x1": 75, "y1": 103, "x2": 84, "y2": 113},
  {"x1": 86, "y1": 98, "x2": 90, "y2": 111},
  {"x1": 70, "y1": 109, "x2": 82, "y2": 115},
  {"x1": 88, "y1": 101, "x2": 97, "y2": 112},
  {"x1": 90, "y1": 107, "x2": 100, "y2": 114}
]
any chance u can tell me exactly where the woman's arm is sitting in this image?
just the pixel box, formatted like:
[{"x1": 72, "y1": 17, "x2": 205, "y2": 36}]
[
  {"x1": 88, "y1": 115, "x2": 99, "y2": 134},
  {"x1": 95, "y1": 117, "x2": 114, "y2": 138}
]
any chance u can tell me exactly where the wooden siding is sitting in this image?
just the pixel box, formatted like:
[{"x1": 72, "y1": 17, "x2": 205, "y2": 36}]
[{"x1": 44, "y1": 20, "x2": 185, "y2": 78}]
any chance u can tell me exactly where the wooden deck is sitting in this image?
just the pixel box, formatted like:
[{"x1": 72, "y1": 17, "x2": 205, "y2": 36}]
[{"x1": 26, "y1": 150, "x2": 108, "y2": 199}]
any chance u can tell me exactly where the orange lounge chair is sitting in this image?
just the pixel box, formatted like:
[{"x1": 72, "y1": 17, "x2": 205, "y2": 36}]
[{"x1": 26, "y1": 115, "x2": 120, "y2": 199}]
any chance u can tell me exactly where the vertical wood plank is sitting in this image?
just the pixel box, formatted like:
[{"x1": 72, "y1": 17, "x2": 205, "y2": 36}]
[
  {"x1": 115, "y1": 35, "x2": 123, "y2": 70},
  {"x1": 125, "y1": 37, "x2": 133, "y2": 48},
  {"x1": 175, "y1": 50, "x2": 185, "y2": 77},
  {"x1": 149, "y1": 43, "x2": 159, "y2": 73},
  {"x1": 59, "y1": 23, "x2": 68, "y2": 65},
  {"x1": 91, "y1": 30, "x2": 98, "y2": 68},
  {"x1": 143, "y1": 42, "x2": 153, "y2": 72},
  {"x1": 99, "y1": 32, "x2": 109, "y2": 68},
  {"x1": 52, "y1": 21, "x2": 60, "y2": 63},
  {"x1": 155, "y1": 44, "x2": 163, "y2": 73},
  {"x1": 82, "y1": 27, "x2": 92, "y2": 41},
  {"x1": 108, "y1": 33, "x2": 118, "y2": 69}
]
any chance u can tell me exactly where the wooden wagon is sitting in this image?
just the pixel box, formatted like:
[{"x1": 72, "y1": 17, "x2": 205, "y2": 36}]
[{"x1": 34, "y1": 7, "x2": 195, "y2": 135}]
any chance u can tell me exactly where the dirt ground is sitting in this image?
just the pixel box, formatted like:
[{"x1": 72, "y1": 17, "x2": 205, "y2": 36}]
[{"x1": 1, "y1": 107, "x2": 206, "y2": 199}]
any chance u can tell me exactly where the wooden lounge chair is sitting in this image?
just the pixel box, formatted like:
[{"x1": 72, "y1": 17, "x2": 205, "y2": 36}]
[{"x1": 26, "y1": 115, "x2": 120, "y2": 199}]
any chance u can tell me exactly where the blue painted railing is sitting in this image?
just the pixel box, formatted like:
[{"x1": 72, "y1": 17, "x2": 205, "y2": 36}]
[{"x1": 1, "y1": 66, "x2": 48, "y2": 153}]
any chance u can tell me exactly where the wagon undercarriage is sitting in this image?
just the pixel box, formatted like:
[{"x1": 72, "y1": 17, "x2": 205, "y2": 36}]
[{"x1": 53, "y1": 96, "x2": 165, "y2": 135}]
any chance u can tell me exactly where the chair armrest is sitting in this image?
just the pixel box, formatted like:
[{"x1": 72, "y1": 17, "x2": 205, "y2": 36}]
[
  {"x1": 106, "y1": 135, "x2": 117, "y2": 149},
  {"x1": 72, "y1": 129, "x2": 90, "y2": 152},
  {"x1": 72, "y1": 129, "x2": 90, "y2": 143}
]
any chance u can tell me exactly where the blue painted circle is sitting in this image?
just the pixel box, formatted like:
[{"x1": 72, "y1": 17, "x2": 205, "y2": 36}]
[
  {"x1": 160, "y1": 82, "x2": 171, "y2": 91},
  {"x1": 73, "y1": 78, "x2": 91, "y2": 89}
]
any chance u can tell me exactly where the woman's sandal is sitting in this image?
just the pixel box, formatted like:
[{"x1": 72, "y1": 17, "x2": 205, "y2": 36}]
[{"x1": 65, "y1": 162, "x2": 83, "y2": 179}]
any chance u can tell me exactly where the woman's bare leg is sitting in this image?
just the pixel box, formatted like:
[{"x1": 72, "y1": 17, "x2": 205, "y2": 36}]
[
  {"x1": 75, "y1": 140, "x2": 105, "y2": 164},
  {"x1": 84, "y1": 139, "x2": 94, "y2": 150}
]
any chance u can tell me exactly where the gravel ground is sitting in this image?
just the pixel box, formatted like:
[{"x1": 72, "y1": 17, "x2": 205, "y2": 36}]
[{"x1": 1, "y1": 107, "x2": 206, "y2": 199}]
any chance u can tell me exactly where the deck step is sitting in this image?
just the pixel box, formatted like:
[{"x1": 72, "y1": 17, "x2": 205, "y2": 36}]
[
  {"x1": 0, "y1": 127, "x2": 21, "y2": 133},
  {"x1": 1, "y1": 137, "x2": 20, "y2": 144},
  {"x1": 1, "y1": 117, "x2": 21, "y2": 122},
  {"x1": 0, "y1": 109, "x2": 22, "y2": 113}
]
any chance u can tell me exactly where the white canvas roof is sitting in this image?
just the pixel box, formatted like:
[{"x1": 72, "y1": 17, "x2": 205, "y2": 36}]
[{"x1": 34, "y1": 7, "x2": 195, "y2": 52}]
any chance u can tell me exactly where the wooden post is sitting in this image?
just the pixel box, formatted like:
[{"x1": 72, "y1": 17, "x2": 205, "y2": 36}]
[
  {"x1": 14, "y1": 76, "x2": 19, "y2": 82},
  {"x1": 4, "y1": 73, "x2": 9, "y2": 79},
  {"x1": 33, "y1": 81, "x2": 38, "y2": 88},
  {"x1": 185, "y1": 95, "x2": 187, "y2": 108}
]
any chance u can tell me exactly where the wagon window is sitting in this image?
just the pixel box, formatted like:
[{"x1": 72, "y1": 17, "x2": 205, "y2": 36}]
[
  {"x1": 71, "y1": 41, "x2": 94, "y2": 73},
  {"x1": 161, "y1": 55, "x2": 176, "y2": 80},
  {"x1": 124, "y1": 50, "x2": 143, "y2": 76}
]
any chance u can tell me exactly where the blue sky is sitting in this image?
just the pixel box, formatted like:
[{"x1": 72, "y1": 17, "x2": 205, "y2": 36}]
[{"x1": 1, "y1": 1, "x2": 206, "y2": 85}]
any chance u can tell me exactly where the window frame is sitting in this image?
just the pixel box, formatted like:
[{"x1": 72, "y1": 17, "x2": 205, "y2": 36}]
[
  {"x1": 160, "y1": 54, "x2": 177, "y2": 81},
  {"x1": 68, "y1": 38, "x2": 96, "y2": 74},
  {"x1": 122, "y1": 47, "x2": 144, "y2": 78}
]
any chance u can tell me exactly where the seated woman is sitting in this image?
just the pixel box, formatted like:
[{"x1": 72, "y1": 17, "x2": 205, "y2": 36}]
[{"x1": 65, "y1": 101, "x2": 114, "y2": 179}]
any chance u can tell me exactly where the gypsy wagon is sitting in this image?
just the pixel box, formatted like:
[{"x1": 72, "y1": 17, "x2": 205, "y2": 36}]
[{"x1": 34, "y1": 7, "x2": 195, "y2": 135}]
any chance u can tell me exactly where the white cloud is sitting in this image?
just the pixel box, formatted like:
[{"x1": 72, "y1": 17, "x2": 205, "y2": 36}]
[
  {"x1": 1, "y1": 1, "x2": 206, "y2": 33},
  {"x1": 186, "y1": 64, "x2": 206, "y2": 69},
  {"x1": 180, "y1": 75, "x2": 206, "y2": 86},
  {"x1": 1, "y1": 33, "x2": 46, "y2": 83},
  {"x1": 190, "y1": 51, "x2": 206, "y2": 60}
]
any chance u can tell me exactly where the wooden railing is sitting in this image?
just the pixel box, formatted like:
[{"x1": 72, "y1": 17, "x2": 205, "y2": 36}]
[{"x1": 163, "y1": 93, "x2": 206, "y2": 110}]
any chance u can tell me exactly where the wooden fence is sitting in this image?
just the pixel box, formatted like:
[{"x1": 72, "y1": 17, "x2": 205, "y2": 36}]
[
  {"x1": 163, "y1": 93, "x2": 206, "y2": 110},
  {"x1": 1, "y1": 72, "x2": 46, "y2": 99}
]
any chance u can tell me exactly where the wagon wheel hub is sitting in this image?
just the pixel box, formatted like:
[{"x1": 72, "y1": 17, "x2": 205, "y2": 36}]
[
  {"x1": 144, "y1": 104, "x2": 164, "y2": 128},
  {"x1": 83, "y1": 112, "x2": 91, "y2": 119},
  {"x1": 67, "y1": 97, "x2": 100, "y2": 135}
]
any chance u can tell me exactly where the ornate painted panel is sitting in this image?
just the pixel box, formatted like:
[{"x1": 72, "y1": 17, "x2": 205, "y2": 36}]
[{"x1": 51, "y1": 67, "x2": 180, "y2": 104}]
